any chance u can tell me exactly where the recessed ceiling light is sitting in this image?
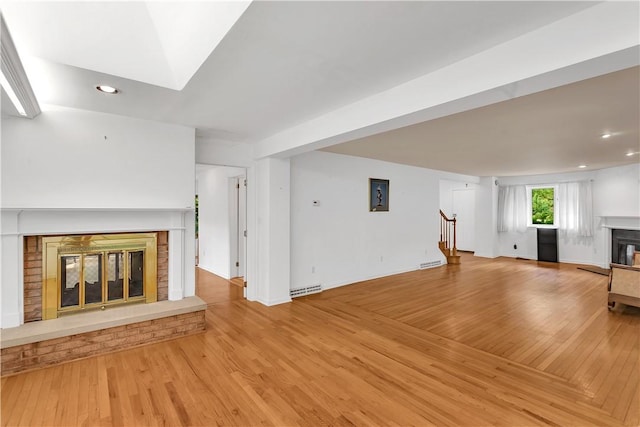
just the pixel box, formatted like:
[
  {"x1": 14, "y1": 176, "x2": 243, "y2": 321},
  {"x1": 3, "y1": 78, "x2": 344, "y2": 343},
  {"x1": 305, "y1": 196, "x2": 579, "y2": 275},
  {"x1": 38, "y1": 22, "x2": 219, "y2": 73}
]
[
  {"x1": 626, "y1": 152, "x2": 638, "y2": 157},
  {"x1": 601, "y1": 133, "x2": 611, "y2": 139},
  {"x1": 96, "y1": 85, "x2": 118, "y2": 94},
  {"x1": 578, "y1": 165, "x2": 587, "y2": 168}
]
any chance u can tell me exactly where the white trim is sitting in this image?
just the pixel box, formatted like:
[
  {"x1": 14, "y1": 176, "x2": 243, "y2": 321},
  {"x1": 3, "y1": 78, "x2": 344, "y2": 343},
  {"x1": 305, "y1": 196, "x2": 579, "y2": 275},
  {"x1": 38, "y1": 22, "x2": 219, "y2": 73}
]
[
  {"x1": 526, "y1": 184, "x2": 558, "y2": 228},
  {"x1": 0, "y1": 207, "x2": 194, "y2": 212},
  {"x1": 602, "y1": 225, "x2": 640, "y2": 231},
  {"x1": 599, "y1": 216, "x2": 640, "y2": 231},
  {"x1": 1, "y1": 227, "x2": 187, "y2": 237},
  {"x1": 17, "y1": 237, "x2": 24, "y2": 326},
  {"x1": 320, "y1": 264, "x2": 442, "y2": 292},
  {"x1": 168, "y1": 227, "x2": 185, "y2": 301},
  {"x1": 0, "y1": 14, "x2": 41, "y2": 118},
  {"x1": 473, "y1": 252, "x2": 499, "y2": 259},
  {"x1": 260, "y1": 297, "x2": 292, "y2": 306},
  {"x1": 1, "y1": 312, "x2": 21, "y2": 329}
]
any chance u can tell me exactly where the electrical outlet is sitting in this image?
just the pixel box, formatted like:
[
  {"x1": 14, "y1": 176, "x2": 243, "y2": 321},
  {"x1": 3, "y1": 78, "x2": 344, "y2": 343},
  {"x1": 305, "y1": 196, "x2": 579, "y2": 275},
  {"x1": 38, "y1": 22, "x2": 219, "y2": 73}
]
[
  {"x1": 513, "y1": 244, "x2": 517, "y2": 250},
  {"x1": 311, "y1": 266, "x2": 315, "y2": 273}
]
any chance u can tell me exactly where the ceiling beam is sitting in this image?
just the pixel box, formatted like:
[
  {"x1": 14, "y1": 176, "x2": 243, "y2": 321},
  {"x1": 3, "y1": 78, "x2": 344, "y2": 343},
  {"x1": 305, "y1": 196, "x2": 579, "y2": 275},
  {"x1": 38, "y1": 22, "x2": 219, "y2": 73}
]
[
  {"x1": 254, "y1": 2, "x2": 639, "y2": 160},
  {"x1": 1, "y1": 13, "x2": 40, "y2": 119}
]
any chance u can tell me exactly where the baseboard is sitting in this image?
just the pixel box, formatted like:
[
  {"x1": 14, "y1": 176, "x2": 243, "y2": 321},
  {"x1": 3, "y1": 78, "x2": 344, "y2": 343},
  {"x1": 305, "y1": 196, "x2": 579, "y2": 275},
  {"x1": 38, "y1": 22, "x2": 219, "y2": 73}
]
[
  {"x1": 260, "y1": 296, "x2": 292, "y2": 306},
  {"x1": 1, "y1": 312, "x2": 21, "y2": 329},
  {"x1": 321, "y1": 264, "x2": 440, "y2": 292},
  {"x1": 196, "y1": 264, "x2": 230, "y2": 280},
  {"x1": 473, "y1": 252, "x2": 499, "y2": 259},
  {"x1": 558, "y1": 258, "x2": 604, "y2": 267}
]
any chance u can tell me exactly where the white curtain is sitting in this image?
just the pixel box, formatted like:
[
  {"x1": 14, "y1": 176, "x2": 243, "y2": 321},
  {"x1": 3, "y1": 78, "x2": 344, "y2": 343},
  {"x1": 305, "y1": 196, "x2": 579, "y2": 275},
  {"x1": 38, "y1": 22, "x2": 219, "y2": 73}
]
[
  {"x1": 497, "y1": 185, "x2": 527, "y2": 232},
  {"x1": 557, "y1": 181, "x2": 593, "y2": 237}
]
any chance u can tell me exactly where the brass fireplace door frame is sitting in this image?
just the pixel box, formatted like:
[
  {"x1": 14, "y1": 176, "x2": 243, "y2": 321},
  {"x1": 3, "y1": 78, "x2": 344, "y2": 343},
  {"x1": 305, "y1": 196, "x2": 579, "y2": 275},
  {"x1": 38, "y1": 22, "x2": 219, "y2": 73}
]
[{"x1": 42, "y1": 233, "x2": 158, "y2": 320}]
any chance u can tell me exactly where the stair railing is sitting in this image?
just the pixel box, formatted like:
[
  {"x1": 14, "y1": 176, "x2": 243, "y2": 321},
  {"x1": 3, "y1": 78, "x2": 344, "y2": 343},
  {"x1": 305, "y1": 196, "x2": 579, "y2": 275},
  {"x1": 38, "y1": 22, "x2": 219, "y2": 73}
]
[{"x1": 439, "y1": 210, "x2": 457, "y2": 256}]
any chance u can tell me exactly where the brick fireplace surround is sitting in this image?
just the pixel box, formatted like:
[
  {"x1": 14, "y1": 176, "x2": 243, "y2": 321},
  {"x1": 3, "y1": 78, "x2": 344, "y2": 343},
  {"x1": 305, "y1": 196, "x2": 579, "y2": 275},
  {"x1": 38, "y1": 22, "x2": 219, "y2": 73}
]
[{"x1": 1, "y1": 231, "x2": 205, "y2": 376}]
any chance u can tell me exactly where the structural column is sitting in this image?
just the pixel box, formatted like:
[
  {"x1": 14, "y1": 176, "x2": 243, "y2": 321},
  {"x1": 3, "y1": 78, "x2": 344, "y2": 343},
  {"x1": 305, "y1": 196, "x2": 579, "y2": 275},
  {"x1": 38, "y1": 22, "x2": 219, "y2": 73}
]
[
  {"x1": 255, "y1": 157, "x2": 291, "y2": 306},
  {"x1": 1, "y1": 210, "x2": 23, "y2": 328},
  {"x1": 169, "y1": 213, "x2": 186, "y2": 301},
  {"x1": 474, "y1": 176, "x2": 499, "y2": 258}
]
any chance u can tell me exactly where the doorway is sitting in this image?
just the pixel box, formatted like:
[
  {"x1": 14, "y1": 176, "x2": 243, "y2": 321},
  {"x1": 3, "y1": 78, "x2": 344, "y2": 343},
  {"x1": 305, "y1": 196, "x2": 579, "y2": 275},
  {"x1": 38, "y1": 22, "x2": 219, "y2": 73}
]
[
  {"x1": 452, "y1": 188, "x2": 476, "y2": 252},
  {"x1": 195, "y1": 164, "x2": 247, "y2": 302}
]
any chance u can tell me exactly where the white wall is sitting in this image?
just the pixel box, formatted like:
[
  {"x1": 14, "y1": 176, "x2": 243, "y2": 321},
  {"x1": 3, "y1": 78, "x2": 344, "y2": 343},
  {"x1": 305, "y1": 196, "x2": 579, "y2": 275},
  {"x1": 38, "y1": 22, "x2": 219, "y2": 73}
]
[
  {"x1": 593, "y1": 163, "x2": 640, "y2": 217},
  {"x1": 291, "y1": 151, "x2": 453, "y2": 292},
  {"x1": 2, "y1": 106, "x2": 195, "y2": 209},
  {"x1": 256, "y1": 157, "x2": 292, "y2": 305},
  {"x1": 496, "y1": 163, "x2": 640, "y2": 266},
  {"x1": 196, "y1": 165, "x2": 244, "y2": 279}
]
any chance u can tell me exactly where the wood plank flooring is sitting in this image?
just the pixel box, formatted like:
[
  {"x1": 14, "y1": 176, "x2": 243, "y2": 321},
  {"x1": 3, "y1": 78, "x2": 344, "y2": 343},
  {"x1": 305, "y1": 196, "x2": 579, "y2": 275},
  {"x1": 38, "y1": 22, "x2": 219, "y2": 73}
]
[{"x1": 2, "y1": 256, "x2": 639, "y2": 426}]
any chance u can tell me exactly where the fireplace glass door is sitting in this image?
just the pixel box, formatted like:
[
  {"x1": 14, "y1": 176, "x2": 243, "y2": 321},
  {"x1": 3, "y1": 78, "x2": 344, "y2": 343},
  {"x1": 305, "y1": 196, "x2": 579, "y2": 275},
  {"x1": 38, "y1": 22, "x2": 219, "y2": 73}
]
[
  {"x1": 57, "y1": 249, "x2": 146, "y2": 313},
  {"x1": 129, "y1": 251, "x2": 144, "y2": 298},
  {"x1": 107, "y1": 252, "x2": 124, "y2": 301},
  {"x1": 60, "y1": 255, "x2": 80, "y2": 307},
  {"x1": 84, "y1": 254, "x2": 103, "y2": 305}
]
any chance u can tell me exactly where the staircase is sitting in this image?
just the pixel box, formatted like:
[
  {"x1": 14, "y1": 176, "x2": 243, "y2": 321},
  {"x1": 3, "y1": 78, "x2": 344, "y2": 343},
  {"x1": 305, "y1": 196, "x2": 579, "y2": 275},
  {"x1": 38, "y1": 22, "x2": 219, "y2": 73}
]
[{"x1": 439, "y1": 210, "x2": 461, "y2": 264}]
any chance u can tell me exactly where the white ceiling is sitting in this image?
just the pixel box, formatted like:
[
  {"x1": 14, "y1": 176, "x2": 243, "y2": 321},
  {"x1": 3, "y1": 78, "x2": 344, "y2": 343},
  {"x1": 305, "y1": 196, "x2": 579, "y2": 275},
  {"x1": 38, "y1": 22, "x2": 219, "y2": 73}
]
[
  {"x1": 1, "y1": 1, "x2": 251, "y2": 90},
  {"x1": 324, "y1": 67, "x2": 640, "y2": 176},
  {"x1": 1, "y1": 1, "x2": 638, "y2": 177}
]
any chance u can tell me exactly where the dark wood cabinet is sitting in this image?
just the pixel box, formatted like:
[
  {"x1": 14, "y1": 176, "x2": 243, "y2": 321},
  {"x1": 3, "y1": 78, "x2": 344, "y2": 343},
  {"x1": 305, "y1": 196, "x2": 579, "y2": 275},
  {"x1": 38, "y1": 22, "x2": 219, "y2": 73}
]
[{"x1": 537, "y1": 228, "x2": 558, "y2": 262}]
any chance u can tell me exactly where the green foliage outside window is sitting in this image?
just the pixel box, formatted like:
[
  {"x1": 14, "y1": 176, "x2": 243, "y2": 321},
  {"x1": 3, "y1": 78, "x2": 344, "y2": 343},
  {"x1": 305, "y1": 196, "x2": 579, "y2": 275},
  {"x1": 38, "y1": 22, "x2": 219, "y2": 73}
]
[{"x1": 532, "y1": 188, "x2": 554, "y2": 225}]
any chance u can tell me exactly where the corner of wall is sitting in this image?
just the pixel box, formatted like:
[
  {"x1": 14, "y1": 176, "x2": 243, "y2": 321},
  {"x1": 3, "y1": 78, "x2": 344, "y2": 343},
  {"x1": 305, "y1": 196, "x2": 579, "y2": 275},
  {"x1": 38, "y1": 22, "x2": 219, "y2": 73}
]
[{"x1": 263, "y1": 296, "x2": 293, "y2": 306}]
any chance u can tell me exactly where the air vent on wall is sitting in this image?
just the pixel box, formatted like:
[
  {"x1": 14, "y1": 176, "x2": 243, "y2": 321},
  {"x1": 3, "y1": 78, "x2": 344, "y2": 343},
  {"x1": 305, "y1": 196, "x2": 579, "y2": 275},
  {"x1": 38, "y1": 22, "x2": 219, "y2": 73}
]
[
  {"x1": 290, "y1": 284, "x2": 322, "y2": 298},
  {"x1": 419, "y1": 261, "x2": 442, "y2": 270}
]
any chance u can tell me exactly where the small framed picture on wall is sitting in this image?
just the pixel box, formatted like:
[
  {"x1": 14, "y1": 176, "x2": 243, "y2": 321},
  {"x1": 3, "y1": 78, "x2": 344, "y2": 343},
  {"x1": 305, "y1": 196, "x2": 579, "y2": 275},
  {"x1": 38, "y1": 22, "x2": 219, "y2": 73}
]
[{"x1": 369, "y1": 178, "x2": 389, "y2": 212}]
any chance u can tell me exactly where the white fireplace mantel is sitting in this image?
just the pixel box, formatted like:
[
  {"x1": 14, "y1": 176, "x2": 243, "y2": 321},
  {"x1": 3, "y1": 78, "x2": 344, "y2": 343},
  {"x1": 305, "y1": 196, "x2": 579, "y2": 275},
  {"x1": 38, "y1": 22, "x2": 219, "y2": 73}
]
[
  {"x1": 598, "y1": 216, "x2": 640, "y2": 231},
  {"x1": 1, "y1": 208, "x2": 196, "y2": 328}
]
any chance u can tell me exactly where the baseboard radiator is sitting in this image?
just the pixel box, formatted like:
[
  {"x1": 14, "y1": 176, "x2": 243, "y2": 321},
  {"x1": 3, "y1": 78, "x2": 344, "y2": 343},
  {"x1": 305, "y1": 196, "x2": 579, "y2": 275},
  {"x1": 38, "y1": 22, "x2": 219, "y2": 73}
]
[
  {"x1": 420, "y1": 260, "x2": 442, "y2": 269},
  {"x1": 290, "y1": 284, "x2": 323, "y2": 298}
]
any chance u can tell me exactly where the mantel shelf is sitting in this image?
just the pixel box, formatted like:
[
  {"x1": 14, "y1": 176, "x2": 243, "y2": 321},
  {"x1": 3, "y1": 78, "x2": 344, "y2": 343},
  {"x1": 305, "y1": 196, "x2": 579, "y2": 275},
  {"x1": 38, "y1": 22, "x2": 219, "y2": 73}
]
[
  {"x1": 1, "y1": 207, "x2": 194, "y2": 212},
  {"x1": 602, "y1": 225, "x2": 640, "y2": 230},
  {"x1": 599, "y1": 216, "x2": 640, "y2": 231}
]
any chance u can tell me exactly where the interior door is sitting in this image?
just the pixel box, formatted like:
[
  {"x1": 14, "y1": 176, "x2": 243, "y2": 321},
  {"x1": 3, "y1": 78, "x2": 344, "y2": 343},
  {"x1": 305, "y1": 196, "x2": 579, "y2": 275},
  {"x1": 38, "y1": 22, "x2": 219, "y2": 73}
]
[
  {"x1": 229, "y1": 175, "x2": 247, "y2": 280},
  {"x1": 229, "y1": 177, "x2": 239, "y2": 278},
  {"x1": 452, "y1": 189, "x2": 475, "y2": 252},
  {"x1": 237, "y1": 176, "x2": 246, "y2": 278}
]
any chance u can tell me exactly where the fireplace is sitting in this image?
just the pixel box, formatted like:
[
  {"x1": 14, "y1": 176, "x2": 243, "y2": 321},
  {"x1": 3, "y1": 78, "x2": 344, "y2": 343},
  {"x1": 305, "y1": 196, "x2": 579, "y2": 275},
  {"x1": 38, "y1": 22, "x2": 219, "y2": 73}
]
[
  {"x1": 2, "y1": 209, "x2": 204, "y2": 376},
  {"x1": 41, "y1": 233, "x2": 158, "y2": 319},
  {"x1": 23, "y1": 231, "x2": 169, "y2": 322},
  {"x1": 611, "y1": 229, "x2": 640, "y2": 266}
]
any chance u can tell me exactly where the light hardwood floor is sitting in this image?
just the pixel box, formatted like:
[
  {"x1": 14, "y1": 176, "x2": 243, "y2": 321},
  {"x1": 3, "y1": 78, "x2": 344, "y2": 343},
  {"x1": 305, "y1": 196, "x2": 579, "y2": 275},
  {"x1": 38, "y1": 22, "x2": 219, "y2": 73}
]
[{"x1": 2, "y1": 256, "x2": 639, "y2": 426}]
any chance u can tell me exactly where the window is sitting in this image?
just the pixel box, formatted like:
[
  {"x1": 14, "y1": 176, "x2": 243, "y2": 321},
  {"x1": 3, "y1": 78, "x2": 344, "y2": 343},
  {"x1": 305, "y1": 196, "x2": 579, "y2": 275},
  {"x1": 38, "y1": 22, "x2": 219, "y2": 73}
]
[
  {"x1": 528, "y1": 186, "x2": 556, "y2": 227},
  {"x1": 499, "y1": 182, "x2": 592, "y2": 235}
]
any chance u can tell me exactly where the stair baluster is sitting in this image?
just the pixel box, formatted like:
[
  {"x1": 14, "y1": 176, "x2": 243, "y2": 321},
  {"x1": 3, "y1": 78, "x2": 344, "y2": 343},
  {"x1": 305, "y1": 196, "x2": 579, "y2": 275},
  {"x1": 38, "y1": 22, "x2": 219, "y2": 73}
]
[{"x1": 439, "y1": 210, "x2": 461, "y2": 264}]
